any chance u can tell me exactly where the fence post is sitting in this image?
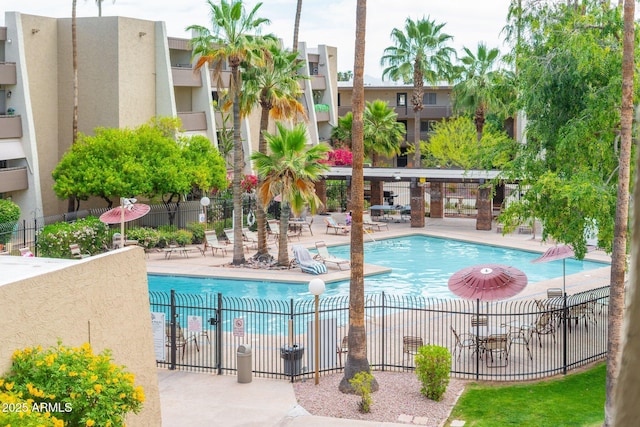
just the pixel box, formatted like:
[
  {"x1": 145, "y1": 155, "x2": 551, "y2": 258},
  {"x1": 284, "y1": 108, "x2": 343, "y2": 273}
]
[
  {"x1": 216, "y1": 292, "x2": 223, "y2": 375},
  {"x1": 475, "y1": 298, "x2": 480, "y2": 381},
  {"x1": 563, "y1": 292, "x2": 568, "y2": 375},
  {"x1": 289, "y1": 298, "x2": 295, "y2": 383},
  {"x1": 33, "y1": 218, "x2": 38, "y2": 257},
  {"x1": 170, "y1": 290, "x2": 177, "y2": 370},
  {"x1": 381, "y1": 292, "x2": 386, "y2": 371}
]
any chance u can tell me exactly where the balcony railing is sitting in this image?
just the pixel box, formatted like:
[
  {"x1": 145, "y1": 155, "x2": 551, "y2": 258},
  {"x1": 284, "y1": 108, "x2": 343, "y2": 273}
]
[
  {"x1": 177, "y1": 111, "x2": 207, "y2": 131},
  {"x1": 0, "y1": 166, "x2": 28, "y2": 192},
  {"x1": 171, "y1": 66, "x2": 202, "y2": 87},
  {"x1": 0, "y1": 115, "x2": 22, "y2": 139},
  {"x1": 0, "y1": 62, "x2": 16, "y2": 85},
  {"x1": 338, "y1": 105, "x2": 452, "y2": 121}
]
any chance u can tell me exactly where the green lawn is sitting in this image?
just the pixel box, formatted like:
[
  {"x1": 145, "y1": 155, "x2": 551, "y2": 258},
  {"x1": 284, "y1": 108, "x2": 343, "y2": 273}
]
[{"x1": 446, "y1": 363, "x2": 605, "y2": 427}]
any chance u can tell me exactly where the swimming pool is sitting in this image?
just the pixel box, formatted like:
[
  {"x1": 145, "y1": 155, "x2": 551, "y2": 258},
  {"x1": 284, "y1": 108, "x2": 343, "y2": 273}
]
[{"x1": 148, "y1": 235, "x2": 607, "y2": 299}]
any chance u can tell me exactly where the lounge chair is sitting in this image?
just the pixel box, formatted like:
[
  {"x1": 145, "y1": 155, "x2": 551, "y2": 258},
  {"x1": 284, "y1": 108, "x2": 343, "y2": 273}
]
[
  {"x1": 204, "y1": 231, "x2": 228, "y2": 256},
  {"x1": 223, "y1": 229, "x2": 251, "y2": 252},
  {"x1": 69, "y1": 243, "x2": 90, "y2": 259},
  {"x1": 363, "y1": 213, "x2": 389, "y2": 231},
  {"x1": 268, "y1": 220, "x2": 301, "y2": 243},
  {"x1": 314, "y1": 241, "x2": 350, "y2": 270},
  {"x1": 291, "y1": 245, "x2": 327, "y2": 275},
  {"x1": 324, "y1": 216, "x2": 350, "y2": 234}
]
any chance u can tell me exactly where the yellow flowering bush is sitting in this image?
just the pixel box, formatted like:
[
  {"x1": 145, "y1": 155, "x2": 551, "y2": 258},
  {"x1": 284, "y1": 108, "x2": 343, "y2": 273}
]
[
  {"x1": 1, "y1": 342, "x2": 144, "y2": 427},
  {"x1": 0, "y1": 389, "x2": 64, "y2": 426}
]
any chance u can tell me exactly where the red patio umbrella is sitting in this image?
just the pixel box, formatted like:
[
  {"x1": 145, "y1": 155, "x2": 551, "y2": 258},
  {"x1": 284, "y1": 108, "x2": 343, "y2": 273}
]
[
  {"x1": 531, "y1": 245, "x2": 578, "y2": 295},
  {"x1": 448, "y1": 264, "x2": 528, "y2": 301},
  {"x1": 99, "y1": 198, "x2": 150, "y2": 248}
]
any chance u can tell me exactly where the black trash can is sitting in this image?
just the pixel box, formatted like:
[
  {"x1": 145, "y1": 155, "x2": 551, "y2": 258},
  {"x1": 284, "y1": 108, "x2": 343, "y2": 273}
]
[{"x1": 280, "y1": 345, "x2": 304, "y2": 375}]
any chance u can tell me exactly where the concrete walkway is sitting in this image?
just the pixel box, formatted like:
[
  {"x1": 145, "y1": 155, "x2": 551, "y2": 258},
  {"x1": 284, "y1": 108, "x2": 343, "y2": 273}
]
[{"x1": 153, "y1": 215, "x2": 612, "y2": 426}]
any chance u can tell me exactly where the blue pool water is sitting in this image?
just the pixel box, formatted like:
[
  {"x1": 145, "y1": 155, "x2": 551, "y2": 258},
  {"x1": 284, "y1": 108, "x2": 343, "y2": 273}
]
[{"x1": 148, "y1": 235, "x2": 607, "y2": 300}]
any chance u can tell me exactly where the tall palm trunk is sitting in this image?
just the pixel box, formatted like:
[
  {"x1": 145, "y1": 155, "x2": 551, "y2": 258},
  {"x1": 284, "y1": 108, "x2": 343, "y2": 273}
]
[
  {"x1": 231, "y1": 63, "x2": 246, "y2": 265},
  {"x1": 411, "y1": 63, "x2": 424, "y2": 167},
  {"x1": 292, "y1": 0, "x2": 303, "y2": 53},
  {"x1": 605, "y1": 0, "x2": 634, "y2": 424},
  {"x1": 340, "y1": 0, "x2": 378, "y2": 393},
  {"x1": 68, "y1": 0, "x2": 79, "y2": 213},
  {"x1": 255, "y1": 105, "x2": 270, "y2": 258},
  {"x1": 278, "y1": 203, "x2": 291, "y2": 265}
]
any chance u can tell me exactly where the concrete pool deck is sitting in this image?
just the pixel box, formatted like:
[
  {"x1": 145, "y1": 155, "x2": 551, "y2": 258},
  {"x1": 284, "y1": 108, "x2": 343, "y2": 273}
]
[{"x1": 151, "y1": 215, "x2": 612, "y2": 426}]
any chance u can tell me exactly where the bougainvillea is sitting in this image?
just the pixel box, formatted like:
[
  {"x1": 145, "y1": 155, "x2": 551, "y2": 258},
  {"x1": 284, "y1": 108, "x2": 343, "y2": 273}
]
[
  {"x1": 324, "y1": 148, "x2": 353, "y2": 166},
  {"x1": 241, "y1": 174, "x2": 258, "y2": 193}
]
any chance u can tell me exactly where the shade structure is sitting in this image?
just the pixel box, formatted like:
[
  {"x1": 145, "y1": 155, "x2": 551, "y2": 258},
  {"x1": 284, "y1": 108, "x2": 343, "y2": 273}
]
[
  {"x1": 448, "y1": 264, "x2": 528, "y2": 301},
  {"x1": 99, "y1": 203, "x2": 151, "y2": 224}
]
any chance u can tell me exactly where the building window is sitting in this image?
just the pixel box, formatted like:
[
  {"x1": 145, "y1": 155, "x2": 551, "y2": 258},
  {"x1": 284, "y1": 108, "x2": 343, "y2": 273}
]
[
  {"x1": 423, "y1": 92, "x2": 436, "y2": 105},
  {"x1": 309, "y1": 62, "x2": 319, "y2": 75},
  {"x1": 397, "y1": 93, "x2": 407, "y2": 107},
  {"x1": 420, "y1": 120, "x2": 437, "y2": 132}
]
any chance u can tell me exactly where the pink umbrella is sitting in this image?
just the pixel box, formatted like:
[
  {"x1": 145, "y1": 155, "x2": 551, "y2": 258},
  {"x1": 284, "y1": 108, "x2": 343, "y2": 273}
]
[
  {"x1": 531, "y1": 245, "x2": 584, "y2": 295},
  {"x1": 99, "y1": 198, "x2": 150, "y2": 248},
  {"x1": 448, "y1": 264, "x2": 528, "y2": 301}
]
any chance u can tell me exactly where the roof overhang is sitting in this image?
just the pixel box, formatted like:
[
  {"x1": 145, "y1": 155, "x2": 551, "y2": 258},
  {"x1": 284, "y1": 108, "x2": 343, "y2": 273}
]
[{"x1": 323, "y1": 167, "x2": 503, "y2": 183}]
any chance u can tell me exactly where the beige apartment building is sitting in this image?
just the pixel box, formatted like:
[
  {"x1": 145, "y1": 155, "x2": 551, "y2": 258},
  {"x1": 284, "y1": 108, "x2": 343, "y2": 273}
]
[
  {"x1": 0, "y1": 11, "x2": 338, "y2": 222},
  {"x1": 337, "y1": 83, "x2": 454, "y2": 166}
]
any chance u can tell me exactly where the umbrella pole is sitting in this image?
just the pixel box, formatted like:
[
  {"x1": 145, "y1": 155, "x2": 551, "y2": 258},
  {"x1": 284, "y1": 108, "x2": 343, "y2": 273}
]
[{"x1": 120, "y1": 197, "x2": 125, "y2": 249}]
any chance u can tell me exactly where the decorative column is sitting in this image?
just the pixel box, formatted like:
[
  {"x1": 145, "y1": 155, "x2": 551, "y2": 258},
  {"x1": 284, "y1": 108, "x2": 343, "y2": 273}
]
[
  {"x1": 410, "y1": 179, "x2": 425, "y2": 228},
  {"x1": 429, "y1": 182, "x2": 444, "y2": 218},
  {"x1": 370, "y1": 180, "x2": 384, "y2": 207},
  {"x1": 476, "y1": 184, "x2": 492, "y2": 230},
  {"x1": 315, "y1": 180, "x2": 327, "y2": 214}
]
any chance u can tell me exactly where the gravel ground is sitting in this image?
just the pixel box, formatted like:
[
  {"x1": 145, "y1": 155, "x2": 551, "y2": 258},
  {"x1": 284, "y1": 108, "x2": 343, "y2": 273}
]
[{"x1": 293, "y1": 371, "x2": 467, "y2": 426}]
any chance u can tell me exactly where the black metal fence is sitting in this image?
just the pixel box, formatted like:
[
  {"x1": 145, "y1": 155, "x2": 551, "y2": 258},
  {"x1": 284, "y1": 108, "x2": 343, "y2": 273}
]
[
  {"x1": 151, "y1": 285, "x2": 609, "y2": 382},
  {"x1": 0, "y1": 195, "x2": 257, "y2": 255}
]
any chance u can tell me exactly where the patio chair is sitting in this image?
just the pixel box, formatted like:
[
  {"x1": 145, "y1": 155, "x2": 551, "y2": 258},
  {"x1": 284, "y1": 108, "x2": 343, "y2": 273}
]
[
  {"x1": 336, "y1": 335, "x2": 349, "y2": 367},
  {"x1": 522, "y1": 309, "x2": 557, "y2": 347},
  {"x1": 547, "y1": 288, "x2": 563, "y2": 298},
  {"x1": 69, "y1": 243, "x2": 90, "y2": 259},
  {"x1": 402, "y1": 335, "x2": 424, "y2": 367},
  {"x1": 324, "y1": 216, "x2": 350, "y2": 235},
  {"x1": 268, "y1": 220, "x2": 301, "y2": 243},
  {"x1": 314, "y1": 241, "x2": 350, "y2": 270},
  {"x1": 223, "y1": 229, "x2": 250, "y2": 252},
  {"x1": 363, "y1": 213, "x2": 389, "y2": 231},
  {"x1": 166, "y1": 322, "x2": 199, "y2": 360},
  {"x1": 507, "y1": 325, "x2": 534, "y2": 361},
  {"x1": 450, "y1": 326, "x2": 478, "y2": 361},
  {"x1": 204, "y1": 231, "x2": 228, "y2": 256},
  {"x1": 567, "y1": 293, "x2": 598, "y2": 332},
  {"x1": 291, "y1": 245, "x2": 327, "y2": 275},
  {"x1": 485, "y1": 334, "x2": 509, "y2": 367}
]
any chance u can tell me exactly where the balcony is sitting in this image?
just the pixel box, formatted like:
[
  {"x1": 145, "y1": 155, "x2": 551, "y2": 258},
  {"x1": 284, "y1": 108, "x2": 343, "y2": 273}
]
[
  {"x1": 0, "y1": 166, "x2": 28, "y2": 193},
  {"x1": 172, "y1": 66, "x2": 202, "y2": 87},
  {"x1": 0, "y1": 115, "x2": 22, "y2": 139},
  {"x1": 177, "y1": 111, "x2": 207, "y2": 131},
  {"x1": 0, "y1": 62, "x2": 16, "y2": 85},
  {"x1": 310, "y1": 75, "x2": 326, "y2": 90},
  {"x1": 394, "y1": 105, "x2": 452, "y2": 120}
]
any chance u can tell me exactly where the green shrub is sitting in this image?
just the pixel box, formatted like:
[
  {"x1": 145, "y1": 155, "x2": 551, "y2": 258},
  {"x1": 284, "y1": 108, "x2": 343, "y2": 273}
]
[
  {"x1": 1, "y1": 341, "x2": 144, "y2": 427},
  {"x1": 126, "y1": 227, "x2": 161, "y2": 249},
  {"x1": 37, "y1": 217, "x2": 109, "y2": 258},
  {"x1": 349, "y1": 371, "x2": 375, "y2": 413},
  {"x1": 415, "y1": 344, "x2": 451, "y2": 402},
  {"x1": 186, "y1": 222, "x2": 205, "y2": 243},
  {"x1": 0, "y1": 199, "x2": 20, "y2": 245},
  {"x1": 174, "y1": 229, "x2": 193, "y2": 246}
]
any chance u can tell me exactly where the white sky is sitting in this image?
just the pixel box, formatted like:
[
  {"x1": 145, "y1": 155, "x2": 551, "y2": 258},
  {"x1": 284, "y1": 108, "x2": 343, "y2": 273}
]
[{"x1": 0, "y1": 0, "x2": 513, "y2": 79}]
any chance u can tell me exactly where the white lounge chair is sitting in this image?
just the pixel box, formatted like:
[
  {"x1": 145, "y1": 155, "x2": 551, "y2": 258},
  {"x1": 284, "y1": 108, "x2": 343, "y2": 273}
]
[
  {"x1": 314, "y1": 241, "x2": 350, "y2": 270},
  {"x1": 291, "y1": 245, "x2": 327, "y2": 275}
]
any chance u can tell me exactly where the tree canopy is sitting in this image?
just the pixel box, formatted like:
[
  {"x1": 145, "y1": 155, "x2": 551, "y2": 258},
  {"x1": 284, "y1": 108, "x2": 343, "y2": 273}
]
[
  {"x1": 52, "y1": 117, "x2": 227, "y2": 208},
  {"x1": 499, "y1": 0, "x2": 639, "y2": 258}
]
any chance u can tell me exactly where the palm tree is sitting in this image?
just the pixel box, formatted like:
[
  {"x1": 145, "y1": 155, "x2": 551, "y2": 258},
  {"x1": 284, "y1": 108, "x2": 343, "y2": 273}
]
[
  {"x1": 339, "y1": 0, "x2": 378, "y2": 394},
  {"x1": 86, "y1": 0, "x2": 114, "y2": 17},
  {"x1": 330, "y1": 112, "x2": 353, "y2": 146},
  {"x1": 188, "y1": 0, "x2": 275, "y2": 265},
  {"x1": 381, "y1": 16, "x2": 455, "y2": 167},
  {"x1": 292, "y1": 0, "x2": 303, "y2": 53},
  {"x1": 452, "y1": 43, "x2": 505, "y2": 141},
  {"x1": 242, "y1": 42, "x2": 307, "y2": 259},
  {"x1": 605, "y1": 1, "x2": 634, "y2": 424},
  {"x1": 251, "y1": 123, "x2": 329, "y2": 265}
]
